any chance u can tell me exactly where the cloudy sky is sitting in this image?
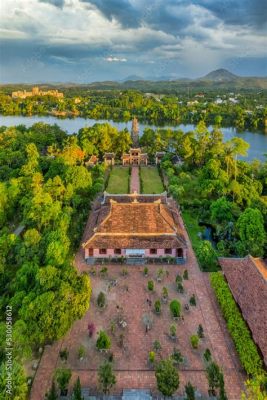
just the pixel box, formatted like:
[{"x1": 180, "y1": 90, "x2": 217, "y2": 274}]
[{"x1": 0, "y1": 0, "x2": 266, "y2": 83}]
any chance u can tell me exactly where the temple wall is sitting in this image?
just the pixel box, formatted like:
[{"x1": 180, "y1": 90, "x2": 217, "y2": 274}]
[{"x1": 85, "y1": 248, "x2": 186, "y2": 259}]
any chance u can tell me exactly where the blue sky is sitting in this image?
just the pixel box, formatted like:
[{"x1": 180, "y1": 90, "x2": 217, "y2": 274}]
[{"x1": 0, "y1": 0, "x2": 266, "y2": 83}]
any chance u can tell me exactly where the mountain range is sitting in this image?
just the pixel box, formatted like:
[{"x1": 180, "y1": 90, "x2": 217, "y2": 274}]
[{"x1": 1, "y1": 69, "x2": 267, "y2": 92}]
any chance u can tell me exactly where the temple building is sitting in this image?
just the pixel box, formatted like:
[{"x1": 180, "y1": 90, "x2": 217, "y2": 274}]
[
  {"x1": 131, "y1": 116, "x2": 139, "y2": 146},
  {"x1": 155, "y1": 152, "x2": 166, "y2": 164},
  {"x1": 103, "y1": 153, "x2": 115, "y2": 166},
  {"x1": 122, "y1": 118, "x2": 148, "y2": 165},
  {"x1": 82, "y1": 193, "x2": 187, "y2": 264},
  {"x1": 219, "y1": 255, "x2": 267, "y2": 366},
  {"x1": 122, "y1": 148, "x2": 148, "y2": 165},
  {"x1": 12, "y1": 86, "x2": 63, "y2": 99}
]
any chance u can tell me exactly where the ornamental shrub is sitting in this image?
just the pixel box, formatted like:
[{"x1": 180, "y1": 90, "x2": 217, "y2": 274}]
[
  {"x1": 147, "y1": 280, "x2": 154, "y2": 291},
  {"x1": 190, "y1": 335, "x2": 199, "y2": 349},
  {"x1": 210, "y1": 272, "x2": 263, "y2": 377},
  {"x1": 96, "y1": 330, "x2": 111, "y2": 351},
  {"x1": 97, "y1": 291, "x2": 106, "y2": 308},
  {"x1": 154, "y1": 300, "x2": 161, "y2": 314},
  {"x1": 155, "y1": 358, "x2": 180, "y2": 397},
  {"x1": 170, "y1": 300, "x2": 181, "y2": 318}
]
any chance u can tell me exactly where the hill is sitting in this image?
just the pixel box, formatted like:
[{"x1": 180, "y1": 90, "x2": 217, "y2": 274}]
[
  {"x1": 202, "y1": 68, "x2": 238, "y2": 81},
  {"x1": 1, "y1": 69, "x2": 267, "y2": 94}
]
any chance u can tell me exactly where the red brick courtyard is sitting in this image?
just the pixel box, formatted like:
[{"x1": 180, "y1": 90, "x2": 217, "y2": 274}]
[{"x1": 30, "y1": 211, "x2": 245, "y2": 400}]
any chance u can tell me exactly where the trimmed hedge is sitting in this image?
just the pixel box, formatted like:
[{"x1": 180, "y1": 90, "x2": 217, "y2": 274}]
[{"x1": 210, "y1": 272, "x2": 263, "y2": 377}]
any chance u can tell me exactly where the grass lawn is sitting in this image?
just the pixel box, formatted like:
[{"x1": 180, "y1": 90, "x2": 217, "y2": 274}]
[
  {"x1": 182, "y1": 210, "x2": 204, "y2": 251},
  {"x1": 106, "y1": 166, "x2": 129, "y2": 194},
  {"x1": 140, "y1": 167, "x2": 164, "y2": 194}
]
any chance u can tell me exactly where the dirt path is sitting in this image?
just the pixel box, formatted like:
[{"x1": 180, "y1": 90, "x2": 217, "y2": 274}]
[{"x1": 130, "y1": 166, "x2": 140, "y2": 193}]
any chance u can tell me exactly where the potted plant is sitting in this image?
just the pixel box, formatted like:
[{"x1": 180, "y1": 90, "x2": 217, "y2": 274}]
[
  {"x1": 162, "y1": 286, "x2": 168, "y2": 303},
  {"x1": 170, "y1": 299, "x2": 181, "y2": 319},
  {"x1": 99, "y1": 266, "x2": 108, "y2": 278},
  {"x1": 147, "y1": 280, "x2": 154, "y2": 292},
  {"x1": 177, "y1": 282, "x2": 184, "y2": 293},
  {"x1": 97, "y1": 291, "x2": 106, "y2": 308},
  {"x1": 59, "y1": 348, "x2": 69, "y2": 363},
  {"x1": 143, "y1": 266, "x2": 148, "y2": 277},
  {"x1": 203, "y1": 348, "x2": 212, "y2": 363},
  {"x1": 154, "y1": 300, "x2": 161, "y2": 315},
  {"x1": 148, "y1": 351, "x2": 155, "y2": 367},
  {"x1": 190, "y1": 335, "x2": 199, "y2": 349},
  {"x1": 153, "y1": 340, "x2": 162, "y2": 353},
  {"x1": 183, "y1": 270, "x2": 189, "y2": 280},
  {"x1": 78, "y1": 345, "x2": 86, "y2": 361},
  {"x1": 156, "y1": 268, "x2": 164, "y2": 282},
  {"x1": 88, "y1": 322, "x2": 95, "y2": 337},
  {"x1": 175, "y1": 273, "x2": 182, "y2": 284},
  {"x1": 121, "y1": 267, "x2": 128, "y2": 276},
  {"x1": 55, "y1": 368, "x2": 72, "y2": 396},
  {"x1": 189, "y1": 294, "x2": 196, "y2": 306},
  {"x1": 96, "y1": 330, "x2": 111, "y2": 352},
  {"x1": 171, "y1": 348, "x2": 184, "y2": 366},
  {"x1": 170, "y1": 324, "x2": 177, "y2": 340},
  {"x1": 197, "y1": 324, "x2": 204, "y2": 339},
  {"x1": 185, "y1": 381, "x2": 196, "y2": 400}
]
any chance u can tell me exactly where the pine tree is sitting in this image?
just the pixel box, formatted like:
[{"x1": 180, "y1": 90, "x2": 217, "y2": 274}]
[{"x1": 72, "y1": 377, "x2": 84, "y2": 400}]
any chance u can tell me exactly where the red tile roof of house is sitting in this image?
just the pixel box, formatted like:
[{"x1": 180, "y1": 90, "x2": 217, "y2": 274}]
[
  {"x1": 219, "y1": 255, "x2": 267, "y2": 366},
  {"x1": 83, "y1": 199, "x2": 186, "y2": 250}
]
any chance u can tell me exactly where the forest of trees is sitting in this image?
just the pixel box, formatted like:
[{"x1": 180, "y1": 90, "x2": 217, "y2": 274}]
[
  {"x1": 0, "y1": 89, "x2": 266, "y2": 130},
  {"x1": 0, "y1": 123, "x2": 108, "y2": 398},
  {"x1": 0, "y1": 120, "x2": 266, "y2": 397},
  {"x1": 146, "y1": 121, "x2": 267, "y2": 263}
]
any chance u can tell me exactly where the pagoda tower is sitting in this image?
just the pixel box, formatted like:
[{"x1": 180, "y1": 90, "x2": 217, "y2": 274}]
[{"x1": 131, "y1": 117, "x2": 139, "y2": 146}]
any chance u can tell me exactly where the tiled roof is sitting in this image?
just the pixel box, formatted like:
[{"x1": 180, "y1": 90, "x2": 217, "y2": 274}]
[
  {"x1": 219, "y1": 256, "x2": 267, "y2": 366},
  {"x1": 86, "y1": 234, "x2": 183, "y2": 249},
  {"x1": 98, "y1": 201, "x2": 175, "y2": 234},
  {"x1": 83, "y1": 199, "x2": 186, "y2": 250}
]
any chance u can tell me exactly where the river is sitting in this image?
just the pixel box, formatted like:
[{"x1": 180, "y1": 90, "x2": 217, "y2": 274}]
[{"x1": 0, "y1": 115, "x2": 266, "y2": 161}]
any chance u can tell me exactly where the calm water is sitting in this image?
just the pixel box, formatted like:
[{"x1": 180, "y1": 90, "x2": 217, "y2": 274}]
[{"x1": 0, "y1": 115, "x2": 266, "y2": 161}]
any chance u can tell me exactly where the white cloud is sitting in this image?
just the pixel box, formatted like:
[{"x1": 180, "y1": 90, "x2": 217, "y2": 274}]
[{"x1": 105, "y1": 56, "x2": 127, "y2": 62}]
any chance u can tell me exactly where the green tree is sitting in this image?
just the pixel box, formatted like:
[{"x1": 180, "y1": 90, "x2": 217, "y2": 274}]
[
  {"x1": 55, "y1": 368, "x2": 72, "y2": 394},
  {"x1": 185, "y1": 381, "x2": 195, "y2": 400},
  {"x1": 196, "y1": 241, "x2": 218, "y2": 271},
  {"x1": 72, "y1": 377, "x2": 84, "y2": 400},
  {"x1": 98, "y1": 361, "x2": 116, "y2": 394},
  {"x1": 206, "y1": 362, "x2": 223, "y2": 396},
  {"x1": 45, "y1": 380, "x2": 58, "y2": 400},
  {"x1": 0, "y1": 361, "x2": 28, "y2": 400},
  {"x1": 170, "y1": 299, "x2": 181, "y2": 318},
  {"x1": 96, "y1": 330, "x2": 111, "y2": 351},
  {"x1": 155, "y1": 358, "x2": 179, "y2": 397},
  {"x1": 236, "y1": 208, "x2": 266, "y2": 257}
]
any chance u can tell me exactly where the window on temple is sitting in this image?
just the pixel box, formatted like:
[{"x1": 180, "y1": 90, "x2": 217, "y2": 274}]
[
  {"x1": 165, "y1": 248, "x2": 172, "y2": 255},
  {"x1": 89, "y1": 248, "x2": 94, "y2": 256},
  {"x1": 150, "y1": 248, "x2": 157, "y2": 255},
  {"x1": 114, "y1": 248, "x2": 121, "y2": 255},
  {"x1": 99, "y1": 248, "x2": 107, "y2": 255}
]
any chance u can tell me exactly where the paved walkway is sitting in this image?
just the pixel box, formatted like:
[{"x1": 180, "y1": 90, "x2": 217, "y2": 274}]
[
  {"x1": 130, "y1": 166, "x2": 140, "y2": 193},
  {"x1": 30, "y1": 205, "x2": 245, "y2": 400}
]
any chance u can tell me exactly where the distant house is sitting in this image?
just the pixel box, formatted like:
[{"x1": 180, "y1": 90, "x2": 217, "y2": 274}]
[
  {"x1": 122, "y1": 148, "x2": 148, "y2": 166},
  {"x1": 104, "y1": 153, "x2": 115, "y2": 166},
  {"x1": 155, "y1": 151, "x2": 166, "y2": 165},
  {"x1": 219, "y1": 255, "x2": 267, "y2": 366},
  {"x1": 85, "y1": 155, "x2": 98, "y2": 167},
  {"x1": 12, "y1": 86, "x2": 63, "y2": 99},
  {"x1": 83, "y1": 194, "x2": 187, "y2": 264}
]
